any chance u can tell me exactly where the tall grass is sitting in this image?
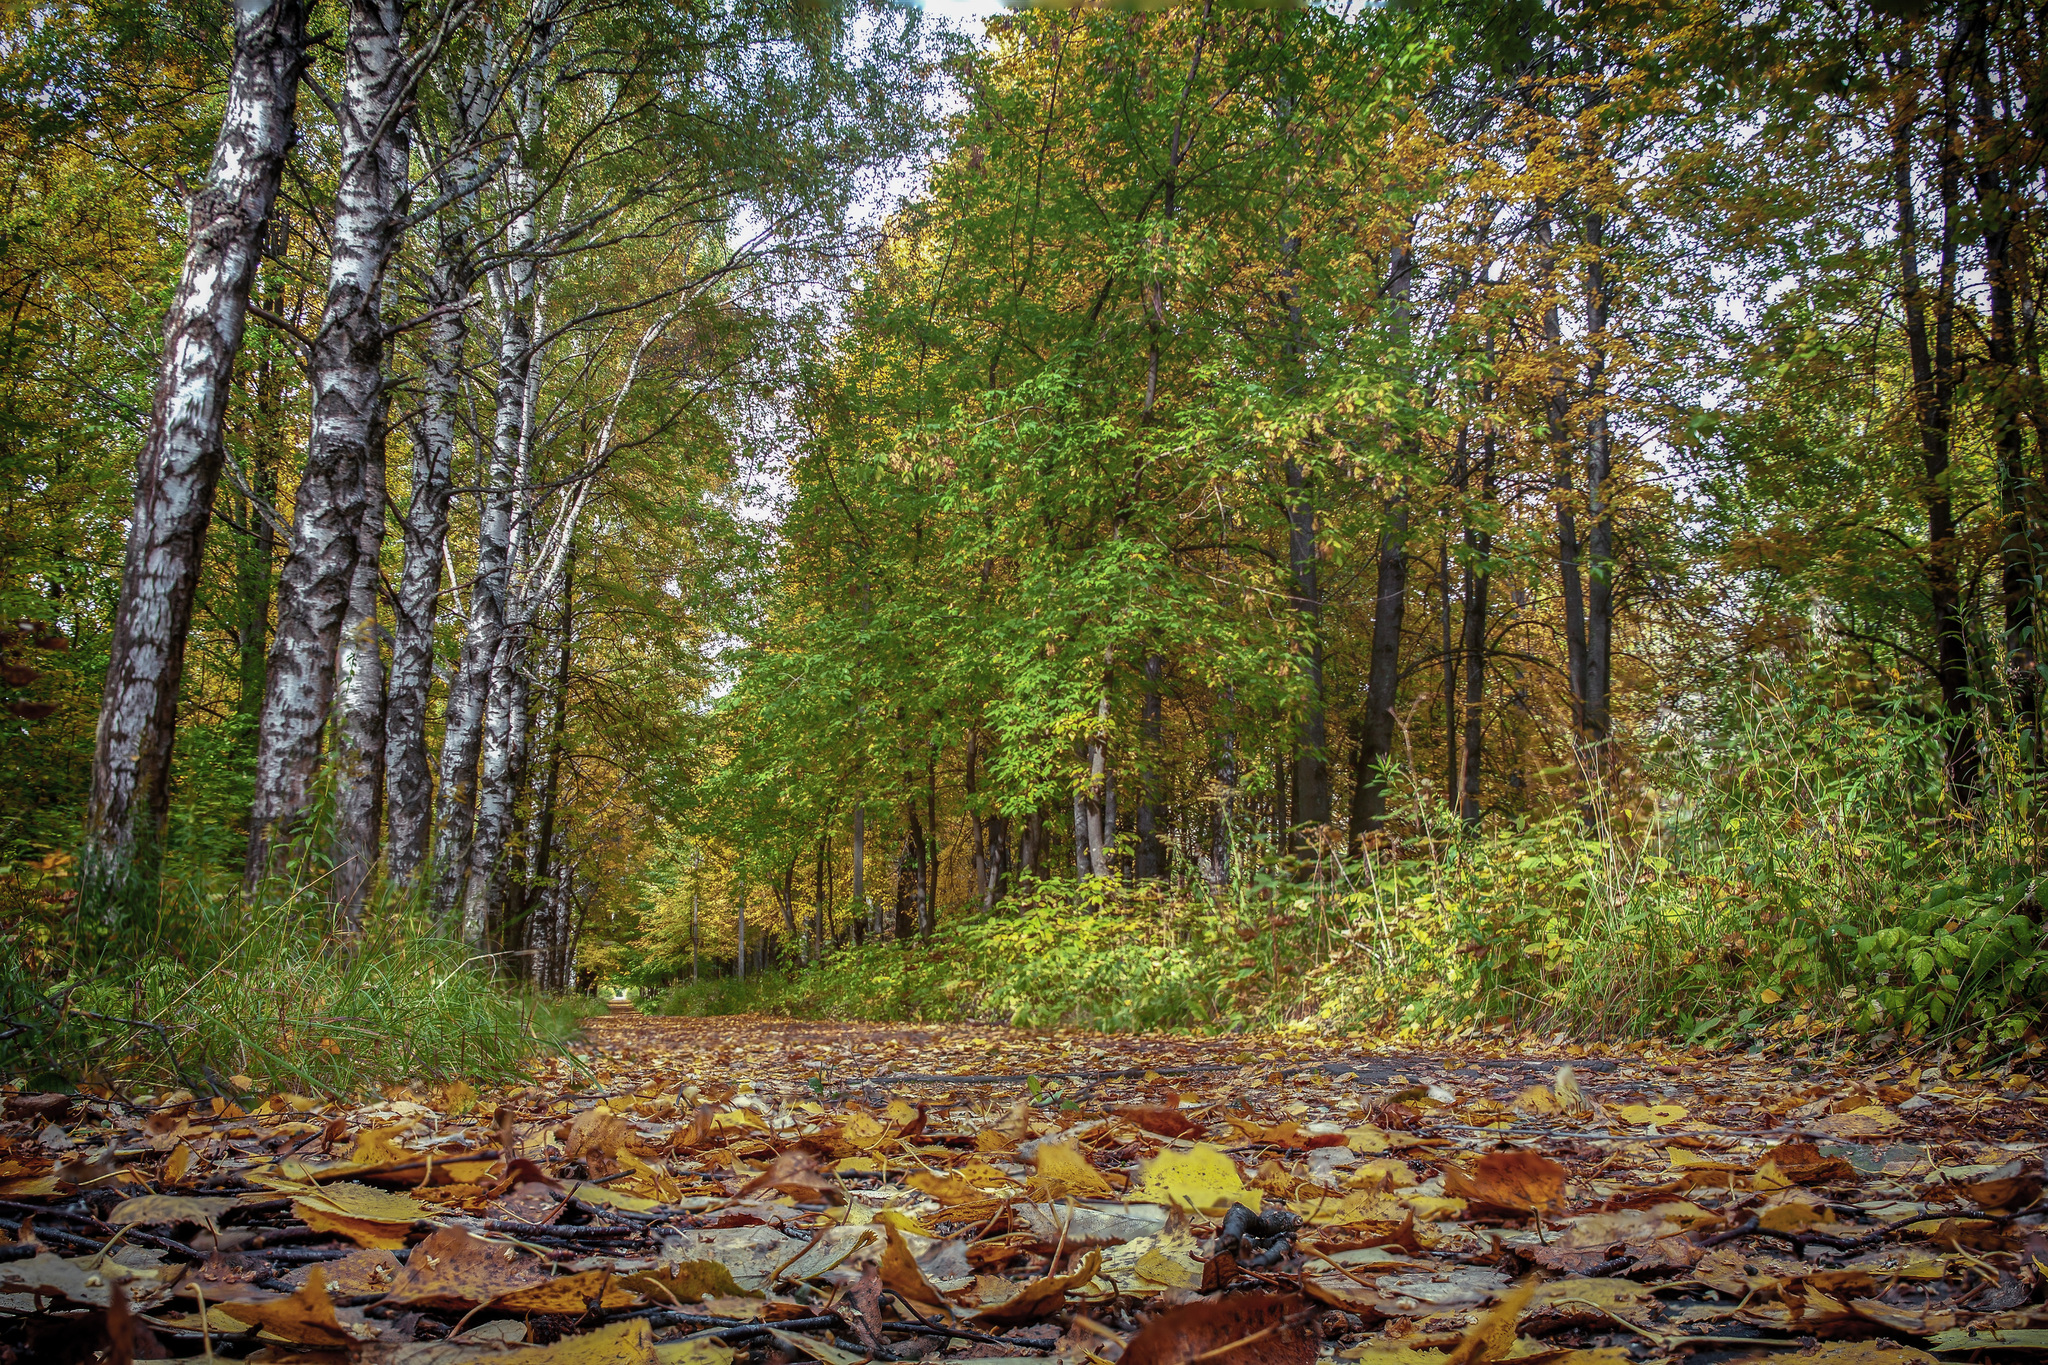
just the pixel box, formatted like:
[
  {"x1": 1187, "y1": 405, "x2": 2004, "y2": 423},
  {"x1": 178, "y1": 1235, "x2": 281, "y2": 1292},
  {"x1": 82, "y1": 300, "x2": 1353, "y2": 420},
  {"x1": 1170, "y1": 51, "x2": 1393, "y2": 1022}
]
[{"x1": 2, "y1": 854, "x2": 588, "y2": 1096}]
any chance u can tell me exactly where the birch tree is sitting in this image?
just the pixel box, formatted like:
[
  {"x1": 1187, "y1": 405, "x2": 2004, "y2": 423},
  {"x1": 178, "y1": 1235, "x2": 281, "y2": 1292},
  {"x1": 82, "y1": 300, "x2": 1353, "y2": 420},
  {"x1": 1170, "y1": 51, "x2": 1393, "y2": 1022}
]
[{"x1": 84, "y1": 0, "x2": 309, "y2": 914}]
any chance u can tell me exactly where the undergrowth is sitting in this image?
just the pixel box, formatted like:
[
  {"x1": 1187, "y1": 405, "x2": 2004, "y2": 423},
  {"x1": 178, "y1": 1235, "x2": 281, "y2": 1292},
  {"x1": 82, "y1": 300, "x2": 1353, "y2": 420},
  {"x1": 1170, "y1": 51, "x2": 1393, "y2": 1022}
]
[
  {"x1": 1, "y1": 853, "x2": 592, "y2": 1096},
  {"x1": 653, "y1": 668, "x2": 2048, "y2": 1065}
]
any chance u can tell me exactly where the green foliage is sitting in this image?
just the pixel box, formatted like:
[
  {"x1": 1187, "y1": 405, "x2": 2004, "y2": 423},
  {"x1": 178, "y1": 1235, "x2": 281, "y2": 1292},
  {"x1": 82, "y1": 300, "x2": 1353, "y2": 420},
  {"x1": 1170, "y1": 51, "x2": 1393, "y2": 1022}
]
[{"x1": 655, "y1": 661, "x2": 2048, "y2": 1060}]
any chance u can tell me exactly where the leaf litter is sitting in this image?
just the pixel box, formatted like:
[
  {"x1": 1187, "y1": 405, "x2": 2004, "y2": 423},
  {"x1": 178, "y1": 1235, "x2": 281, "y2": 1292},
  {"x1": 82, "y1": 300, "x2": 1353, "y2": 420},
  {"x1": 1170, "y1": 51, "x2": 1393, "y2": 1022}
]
[{"x1": 0, "y1": 1013, "x2": 2044, "y2": 1362}]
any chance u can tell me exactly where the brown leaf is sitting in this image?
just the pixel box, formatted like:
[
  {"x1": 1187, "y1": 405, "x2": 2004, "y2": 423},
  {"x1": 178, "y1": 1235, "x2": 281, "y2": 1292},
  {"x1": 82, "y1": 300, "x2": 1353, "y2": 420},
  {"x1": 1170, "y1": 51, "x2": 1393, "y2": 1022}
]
[
  {"x1": 1119, "y1": 1104, "x2": 1203, "y2": 1139},
  {"x1": 492, "y1": 1268, "x2": 642, "y2": 1314},
  {"x1": 878, "y1": 1219, "x2": 947, "y2": 1307},
  {"x1": 384, "y1": 1227, "x2": 551, "y2": 1309},
  {"x1": 1955, "y1": 1158, "x2": 2043, "y2": 1214},
  {"x1": 973, "y1": 1248, "x2": 1103, "y2": 1323},
  {"x1": 1442, "y1": 1151, "x2": 1567, "y2": 1215},
  {"x1": 1120, "y1": 1291, "x2": 1318, "y2": 1365},
  {"x1": 211, "y1": 1275, "x2": 361, "y2": 1348},
  {"x1": 736, "y1": 1148, "x2": 842, "y2": 1204}
]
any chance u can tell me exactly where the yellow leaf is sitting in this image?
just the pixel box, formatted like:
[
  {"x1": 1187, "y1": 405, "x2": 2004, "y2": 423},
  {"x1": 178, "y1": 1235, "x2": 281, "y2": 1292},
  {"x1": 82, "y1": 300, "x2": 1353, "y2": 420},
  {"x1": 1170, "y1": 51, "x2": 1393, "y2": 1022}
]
[
  {"x1": 1617, "y1": 1104, "x2": 1688, "y2": 1126},
  {"x1": 1760, "y1": 988, "x2": 1782, "y2": 1004},
  {"x1": 841, "y1": 1112, "x2": 889, "y2": 1150},
  {"x1": 164, "y1": 1143, "x2": 194, "y2": 1184},
  {"x1": 292, "y1": 1181, "x2": 427, "y2": 1249},
  {"x1": 493, "y1": 1268, "x2": 644, "y2": 1314},
  {"x1": 1029, "y1": 1140, "x2": 1113, "y2": 1200},
  {"x1": 348, "y1": 1124, "x2": 418, "y2": 1167},
  {"x1": 875, "y1": 1207, "x2": 936, "y2": 1236},
  {"x1": 1444, "y1": 1277, "x2": 1536, "y2": 1365},
  {"x1": 1130, "y1": 1143, "x2": 1257, "y2": 1215},
  {"x1": 211, "y1": 1277, "x2": 359, "y2": 1348}
]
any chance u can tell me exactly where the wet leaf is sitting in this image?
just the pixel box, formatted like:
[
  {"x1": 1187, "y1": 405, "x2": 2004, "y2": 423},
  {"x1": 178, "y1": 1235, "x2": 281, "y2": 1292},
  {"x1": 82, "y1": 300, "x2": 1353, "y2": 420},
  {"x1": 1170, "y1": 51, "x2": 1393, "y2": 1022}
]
[
  {"x1": 1442, "y1": 1151, "x2": 1566, "y2": 1214},
  {"x1": 1131, "y1": 1142, "x2": 1258, "y2": 1214},
  {"x1": 1120, "y1": 1290, "x2": 1317, "y2": 1365}
]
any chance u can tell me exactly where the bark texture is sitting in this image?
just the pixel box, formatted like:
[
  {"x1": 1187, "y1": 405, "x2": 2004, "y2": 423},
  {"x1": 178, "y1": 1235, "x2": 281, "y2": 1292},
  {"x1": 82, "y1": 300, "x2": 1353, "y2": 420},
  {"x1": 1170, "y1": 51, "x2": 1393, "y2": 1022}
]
[
  {"x1": 248, "y1": 0, "x2": 411, "y2": 884},
  {"x1": 85, "y1": 0, "x2": 308, "y2": 908},
  {"x1": 386, "y1": 243, "x2": 473, "y2": 879}
]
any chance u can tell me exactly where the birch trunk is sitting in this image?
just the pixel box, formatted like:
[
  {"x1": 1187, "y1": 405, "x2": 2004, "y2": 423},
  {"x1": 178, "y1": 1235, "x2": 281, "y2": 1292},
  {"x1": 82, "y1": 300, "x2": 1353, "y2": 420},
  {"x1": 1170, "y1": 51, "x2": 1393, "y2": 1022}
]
[
  {"x1": 247, "y1": 0, "x2": 410, "y2": 886},
  {"x1": 460, "y1": 622, "x2": 531, "y2": 950},
  {"x1": 385, "y1": 253, "x2": 469, "y2": 880},
  {"x1": 331, "y1": 400, "x2": 391, "y2": 922},
  {"x1": 431, "y1": 242, "x2": 535, "y2": 924},
  {"x1": 85, "y1": 0, "x2": 308, "y2": 909}
]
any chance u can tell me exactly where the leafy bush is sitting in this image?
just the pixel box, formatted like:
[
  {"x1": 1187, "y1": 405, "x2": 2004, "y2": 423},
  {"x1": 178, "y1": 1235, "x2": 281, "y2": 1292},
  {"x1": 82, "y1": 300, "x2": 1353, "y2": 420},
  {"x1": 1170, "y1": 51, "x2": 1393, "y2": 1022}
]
[{"x1": 651, "y1": 663, "x2": 2048, "y2": 1063}]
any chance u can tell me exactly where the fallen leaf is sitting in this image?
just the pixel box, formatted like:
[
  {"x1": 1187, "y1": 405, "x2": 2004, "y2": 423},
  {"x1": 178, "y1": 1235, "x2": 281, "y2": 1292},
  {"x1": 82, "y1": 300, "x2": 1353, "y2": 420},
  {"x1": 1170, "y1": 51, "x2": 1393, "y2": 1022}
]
[
  {"x1": 385, "y1": 1227, "x2": 551, "y2": 1309},
  {"x1": 107, "y1": 1194, "x2": 234, "y2": 1228},
  {"x1": 1954, "y1": 1158, "x2": 2042, "y2": 1214},
  {"x1": 736, "y1": 1148, "x2": 841, "y2": 1204},
  {"x1": 1120, "y1": 1290, "x2": 1317, "y2": 1365},
  {"x1": 1119, "y1": 1104, "x2": 1202, "y2": 1138},
  {"x1": 1441, "y1": 1151, "x2": 1566, "y2": 1215},
  {"x1": 1131, "y1": 1142, "x2": 1258, "y2": 1215},
  {"x1": 1443, "y1": 1279, "x2": 1537, "y2": 1365},
  {"x1": 1616, "y1": 1103, "x2": 1687, "y2": 1126},
  {"x1": 292, "y1": 1181, "x2": 426, "y2": 1249},
  {"x1": 974, "y1": 1247, "x2": 1102, "y2": 1322},
  {"x1": 211, "y1": 1276, "x2": 363, "y2": 1348}
]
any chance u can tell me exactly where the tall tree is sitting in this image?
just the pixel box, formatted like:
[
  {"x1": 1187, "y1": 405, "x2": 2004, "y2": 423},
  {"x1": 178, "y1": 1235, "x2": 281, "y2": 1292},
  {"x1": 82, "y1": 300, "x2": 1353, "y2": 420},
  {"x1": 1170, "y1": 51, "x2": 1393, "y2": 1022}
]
[{"x1": 84, "y1": 0, "x2": 309, "y2": 911}]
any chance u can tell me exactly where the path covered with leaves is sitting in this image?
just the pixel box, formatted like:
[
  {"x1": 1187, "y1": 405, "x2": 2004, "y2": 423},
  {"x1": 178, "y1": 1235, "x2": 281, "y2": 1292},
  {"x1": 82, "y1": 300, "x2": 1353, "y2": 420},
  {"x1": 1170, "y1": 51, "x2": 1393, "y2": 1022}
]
[{"x1": 2, "y1": 1015, "x2": 2045, "y2": 1363}]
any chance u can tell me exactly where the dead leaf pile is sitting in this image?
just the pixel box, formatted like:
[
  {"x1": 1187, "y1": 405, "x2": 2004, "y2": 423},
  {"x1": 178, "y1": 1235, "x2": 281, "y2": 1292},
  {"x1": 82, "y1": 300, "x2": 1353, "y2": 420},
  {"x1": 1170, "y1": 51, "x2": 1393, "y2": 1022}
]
[{"x1": 0, "y1": 1014, "x2": 2042, "y2": 1363}]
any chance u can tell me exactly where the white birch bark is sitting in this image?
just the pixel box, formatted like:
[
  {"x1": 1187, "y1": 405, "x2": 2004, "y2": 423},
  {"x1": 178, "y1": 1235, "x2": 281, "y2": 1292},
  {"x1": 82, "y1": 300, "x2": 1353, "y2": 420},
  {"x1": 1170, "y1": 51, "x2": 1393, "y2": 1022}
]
[
  {"x1": 85, "y1": 0, "x2": 308, "y2": 910},
  {"x1": 331, "y1": 400, "x2": 391, "y2": 922},
  {"x1": 431, "y1": 97, "x2": 543, "y2": 926},
  {"x1": 247, "y1": 0, "x2": 412, "y2": 886},
  {"x1": 386, "y1": 64, "x2": 490, "y2": 882}
]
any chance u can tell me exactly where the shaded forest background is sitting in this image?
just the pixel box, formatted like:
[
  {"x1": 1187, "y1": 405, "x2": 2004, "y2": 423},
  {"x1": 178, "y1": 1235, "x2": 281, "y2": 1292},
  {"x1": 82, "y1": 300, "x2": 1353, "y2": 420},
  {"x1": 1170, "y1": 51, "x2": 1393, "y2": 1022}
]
[{"x1": 2, "y1": 0, "x2": 2045, "y2": 1088}]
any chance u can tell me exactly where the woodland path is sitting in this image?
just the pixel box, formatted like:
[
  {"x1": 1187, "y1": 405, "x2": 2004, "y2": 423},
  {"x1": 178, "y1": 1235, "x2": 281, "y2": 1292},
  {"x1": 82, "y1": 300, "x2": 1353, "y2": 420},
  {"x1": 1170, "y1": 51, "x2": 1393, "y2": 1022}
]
[{"x1": 1, "y1": 1016, "x2": 2042, "y2": 1362}]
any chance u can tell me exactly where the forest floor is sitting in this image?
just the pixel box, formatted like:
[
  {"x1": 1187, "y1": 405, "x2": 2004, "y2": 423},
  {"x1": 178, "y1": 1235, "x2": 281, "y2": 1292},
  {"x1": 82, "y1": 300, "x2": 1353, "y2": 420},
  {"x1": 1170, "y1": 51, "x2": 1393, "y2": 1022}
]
[{"x1": 1, "y1": 1015, "x2": 2045, "y2": 1362}]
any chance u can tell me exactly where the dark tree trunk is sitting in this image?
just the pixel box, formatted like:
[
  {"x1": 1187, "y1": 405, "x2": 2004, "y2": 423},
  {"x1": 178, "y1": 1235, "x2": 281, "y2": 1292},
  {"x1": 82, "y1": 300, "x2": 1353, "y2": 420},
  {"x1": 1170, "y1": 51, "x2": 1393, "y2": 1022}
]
[
  {"x1": 1974, "y1": 32, "x2": 2039, "y2": 762},
  {"x1": 1896, "y1": 77, "x2": 1980, "y2": 803},
  {"x1": 84, "y1": 0, "x2": 308, "y2": 911},
  {"x1": 233, "y1": 339, "x2": 285, "y2": 736},
  {"x1": 247, "y1": 0, "x2": 411, "y2": 887},
  {"x1": 1206, "y1": 694, "x2": 1236, "y2": 889},
  {"x1": 924, "y1": 750, "x2": 938, "y2": 935},
  {"x1": 1287, "y1": 460, "x2": 1329, "y2": 834},
  {"x1": 1351, "y1": 506, "x2": 1410, "y2": 839},
  {"x1": 522, "y1": 549, "x2": 573, "y2": 976},
  {"x1": 1458, "y1": 432, "x2": 1495, "y2": 826},
  {"x1": 1021, "y1": 807, "x2": 1044, "y2": 881},
  {"x1": 851, "y1": 803, "x2": 866, "y2": 934},
  {"x1": 1581, "y1": 210, "x2": 1615, "y2": 767},
  {"x1": 1135, "y1": 654, "x2": 1165, "y2": 878},
  {"x1": 895, "y1": 819, "x2": 921, "y2": 941},
  {"x1": 1441, "y1": 535, "x2": 1457, "y2": 811}
]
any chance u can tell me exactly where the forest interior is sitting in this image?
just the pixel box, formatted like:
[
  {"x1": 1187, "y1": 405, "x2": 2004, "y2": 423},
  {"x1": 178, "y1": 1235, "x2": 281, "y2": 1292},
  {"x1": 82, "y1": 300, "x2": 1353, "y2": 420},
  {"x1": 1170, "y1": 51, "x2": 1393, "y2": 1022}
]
[{"x1": 5, "y1": 0, "x2": 2048, "y2": 1358}]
